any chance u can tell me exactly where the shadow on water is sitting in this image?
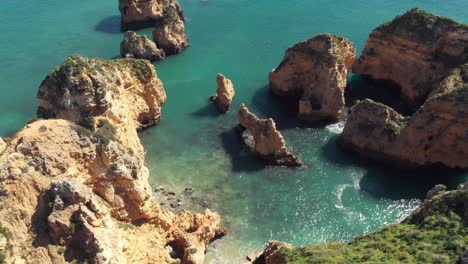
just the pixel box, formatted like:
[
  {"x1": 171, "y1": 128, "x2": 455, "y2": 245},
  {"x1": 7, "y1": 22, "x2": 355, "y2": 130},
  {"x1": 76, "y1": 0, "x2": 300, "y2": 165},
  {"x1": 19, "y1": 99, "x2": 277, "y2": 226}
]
[
  {"x1": 250, "y1": 85, "x2": 300, "y2": 130},
  {"x1": 220, "y1": 128, "x2": 266, "y2": 172},
  {"x1": 321, "y1": 135, "x2": 468, "y2": 200},
  {"x1": 95, "y1": 16, "x2": 121, "y2": 34},
  {"x1": 190, "y1": 102, "x2": 221, "y2": 118},
  {"x1": 360, "y1": 167, "x2": 468, "y2": 200},
  {"x1": 320, "y1": 135, "x2": 360, "y2": 166},
  {"x1": 251, "y1": 85, "x2": 342, "y2": 130}
]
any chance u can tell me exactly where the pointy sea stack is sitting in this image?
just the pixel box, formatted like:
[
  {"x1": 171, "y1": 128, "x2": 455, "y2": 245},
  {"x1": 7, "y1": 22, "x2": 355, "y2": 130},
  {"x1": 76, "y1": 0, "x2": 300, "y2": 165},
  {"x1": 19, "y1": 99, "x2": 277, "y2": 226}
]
[{"x1": 237, "y1": 104, "x2": 303, "y2": 167}]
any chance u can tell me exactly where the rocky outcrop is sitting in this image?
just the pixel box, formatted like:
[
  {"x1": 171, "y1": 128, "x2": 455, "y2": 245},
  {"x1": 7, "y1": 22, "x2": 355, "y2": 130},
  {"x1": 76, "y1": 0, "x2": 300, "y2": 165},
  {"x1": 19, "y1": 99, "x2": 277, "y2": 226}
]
[
  {"x1": 37, "y1": 55, "x2": 166, "y2": 139},
  {"x1": 152, "y1": 4, "x2": 189, "y2": 55},
  {"x1": 353, "y1": 8, "x2": 468, "y2": 109},
  {"x1": 237, "y1": 104, "x2": 302, "y2": 167},
  {"x1": 209, "y1": 73, "x2": 235, "y2": 113},
  {"x1": 269, "y1": 34, "x2": 356, "y2": 123},
  {"x1": 255, "y1": 185, "x2": 468, "y2": 263},
  {"x1": 121, "y1": 31, "x2": 166, "y2": 61},
  {"x1": 251, "y1": 241, "x2": 292, "y2": 264},
  {"x1": 0, "y1": 55, "x2": 224, "y2": 263},
  {"x1": 119, "y1": 0, "x2": 184, "y2": 31},
  {"x1": 340, "y1": 64, "x2": 468, "y2": 168},
  {"x1": 0, "y1": 137, "x2": 6, "y2": 154}
]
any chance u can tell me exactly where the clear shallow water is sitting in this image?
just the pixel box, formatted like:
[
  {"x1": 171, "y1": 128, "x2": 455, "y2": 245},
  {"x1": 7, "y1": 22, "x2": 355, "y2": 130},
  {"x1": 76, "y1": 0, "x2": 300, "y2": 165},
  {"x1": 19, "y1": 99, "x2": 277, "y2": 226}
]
[{"x1": 1, "y1": 0, "x2": 467, "y2": 263}]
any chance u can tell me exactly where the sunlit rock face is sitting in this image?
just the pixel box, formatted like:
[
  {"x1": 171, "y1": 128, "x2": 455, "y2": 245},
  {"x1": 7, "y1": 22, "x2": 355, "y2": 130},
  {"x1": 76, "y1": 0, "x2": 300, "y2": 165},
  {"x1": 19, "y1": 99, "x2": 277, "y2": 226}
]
[
  {"x1": 353, "y1": 8, "x2": 468, "y2": 109},
  {"x1": 0, "y1": 55, "x2": 224, "y2": 264},
  {"x1": 119, "y1": 0, "x2": 183, "y2": 31},
  {"x1": 237, "y1": 104, "x2": 303, "y2": 167},
  {"x1": 340, "y1": 64, "x2": 468, "y2": 169},
  {"x1": 270, "y1": 33, "x2": 356, "y2": 123}
]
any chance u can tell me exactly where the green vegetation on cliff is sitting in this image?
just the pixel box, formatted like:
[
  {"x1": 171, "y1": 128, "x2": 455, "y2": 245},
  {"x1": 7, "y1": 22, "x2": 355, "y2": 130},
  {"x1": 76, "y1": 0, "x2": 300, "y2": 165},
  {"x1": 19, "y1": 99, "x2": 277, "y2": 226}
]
[
  {"x1": 377, "y1": 8, "x2": 468, "y2": 44},
  {"x1": 276, "y1": 187, "x2": 468, "y2": 264}
]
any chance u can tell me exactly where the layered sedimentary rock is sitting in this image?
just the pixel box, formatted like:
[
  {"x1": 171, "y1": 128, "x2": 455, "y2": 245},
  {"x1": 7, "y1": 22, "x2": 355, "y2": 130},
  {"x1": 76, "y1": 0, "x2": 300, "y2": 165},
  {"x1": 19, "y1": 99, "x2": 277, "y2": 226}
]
[
  {"x1": 340, "y1": 64, "x2": 468, "y2": 168},
  {"x1": 269, "y1": 34, "x2": 356, "y2": 123},
  {"x1": 209, "y1": 73, "x2": 235, "y2": 113},
  {"x1": 0, "y1": 55, "x2": 224, "y2": 263},
  {"x1": 37, "y1": 55, "x2": 166, "y2": 137},
  {"x1": 121, "y1": 31, "x2": 166, "y2": 61},
  {"x1": 353, "y1": 8, "x2": 468, "y2": 109},
  {"x1": 253, "y1": 185, "x2": 468, "y2": 263},
  {"x1": 237, "y1": 104, "x2": 302, "y2": 167},
  {"x1": 119, "y1": 0, "x2": 184, "y2": 31},
  {"x1": 152, "y1": 4, "x2": 189, "y2": 55}
]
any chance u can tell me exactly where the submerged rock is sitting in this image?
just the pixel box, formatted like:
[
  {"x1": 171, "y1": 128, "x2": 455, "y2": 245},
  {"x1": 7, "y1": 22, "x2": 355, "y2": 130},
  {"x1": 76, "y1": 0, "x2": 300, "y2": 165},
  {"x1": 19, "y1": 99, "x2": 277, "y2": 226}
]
[
  {"x1": 119, "y1": 0, "x2": 184, "y2": 31},
  {"x1": 209, "y1": 73, "x2": 235, "y2": 113},
  {"x1": 269, "y1": 34, "x2": 356, "y2": 123},
  {"x1": 353, "y1": 8, "x2": 468, "y2": 109},
  {"x1": 340, "y1": 64, "x2": 468, "y2": 169},
  {"x1": 0, "y1": 55, "x2": 224, "y2": 263},
  {"x1": 120, "y1": 31, "x2": 166, "y2": 61},
  {"x1": 237, "y1": 104, "x2": 303, "y2": 167},
  {"x1": 152, "y1": 4, "x2": 189, "y2": 55}
]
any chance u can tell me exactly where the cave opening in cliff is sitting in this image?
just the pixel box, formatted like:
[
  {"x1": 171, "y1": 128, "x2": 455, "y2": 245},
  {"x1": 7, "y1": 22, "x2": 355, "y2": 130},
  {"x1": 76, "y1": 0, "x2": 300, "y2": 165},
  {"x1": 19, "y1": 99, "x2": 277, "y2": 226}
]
[
  {"x1": 165, "y1": 239, "x2": 185, "y2": 260},
  {"x1": 345, "y1": 74, "x2": 415, "y2": 116}
]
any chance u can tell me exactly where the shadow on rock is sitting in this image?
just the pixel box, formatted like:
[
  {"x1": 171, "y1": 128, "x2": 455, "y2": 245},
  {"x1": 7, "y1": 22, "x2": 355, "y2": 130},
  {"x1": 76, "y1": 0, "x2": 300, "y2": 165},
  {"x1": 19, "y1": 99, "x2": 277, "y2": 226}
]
[
  {"x1": 220, "y1": 128, "x2": 266, "y2": 172},
  {"x1": 345, "y1": 74, "x2": 414, "y2": 116},
  {"x1": 360, "y1": 166, "x2": 468, "y2": 200},
  {"x1": 31, "y1": 190, "x2": 53, "y2": 248},
  {"x1": 95, "y1": 16, "x2": 121, "y2": 34}
]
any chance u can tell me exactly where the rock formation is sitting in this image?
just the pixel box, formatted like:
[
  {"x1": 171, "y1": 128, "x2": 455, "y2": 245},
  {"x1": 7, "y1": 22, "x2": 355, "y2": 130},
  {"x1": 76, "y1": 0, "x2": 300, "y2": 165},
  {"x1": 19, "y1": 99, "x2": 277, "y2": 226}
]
[
  {"x1": 340, "y1": 64, "x2": 468, "y2": 168},
  {"x1": 0, "y1": 137, "x2": 5, "y2": 154},
  {"x1": 37, "y1": 55, "x2": 166, "y2": 135},
  {"x1": 269, "y1": 34, "x2": 356, "y2": 123},
  {"x1": 253, "y1": 185, "x2": 468, "y2": 263},
  {"x1": 251, "y1": 241, "x2": 292, "y2": 264},
  {"x1": 119, "y1": 0, "x2": 184, "y2": 31},
  {"x1": 353, "y1": 8, "x2": 468, "y2": 109},
  {"x1": 209, "y1": 73, "x2": 235, "y2": 113},
  {"x1": 0, "y1": 55, "x2": 224, "y2": 263},
  {"x1": 237, "y1": 104, "x2": 303, "y2": 167},
  {"x1": 152, "y1": 4, "x2": 189, "y2": 55},
  {"x1": 121, "y1": 31, "x2": 166, "y2": 61}
]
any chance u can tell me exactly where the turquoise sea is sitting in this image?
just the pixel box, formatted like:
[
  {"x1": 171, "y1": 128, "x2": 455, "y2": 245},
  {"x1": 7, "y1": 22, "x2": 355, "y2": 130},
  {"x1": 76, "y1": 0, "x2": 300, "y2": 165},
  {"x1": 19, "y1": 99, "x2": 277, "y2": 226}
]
[{"x1": 1, "y1": 0, "x2": 467, "y2": 263}]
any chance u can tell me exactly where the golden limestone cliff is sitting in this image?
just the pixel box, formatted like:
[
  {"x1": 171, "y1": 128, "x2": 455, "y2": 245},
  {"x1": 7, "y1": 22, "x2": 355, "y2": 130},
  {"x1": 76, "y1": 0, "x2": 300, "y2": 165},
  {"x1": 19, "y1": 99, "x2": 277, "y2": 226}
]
[
  {"x1": 269, "y1": 34, "x2": 355, "y2": 123},
  {"x1": 353, "y1": 8, "x2": 468, "y2": 109},
  {"x1": 0, "y1": 55, "x2": 224, "y2": 264},
  {"x1": 121, "y1": 31, "x2": 166, "y2": 62},
  {"x1": 119, "y1": 0, "x2": 182, "y2": 30},
  {"x1": 152, "y1": 4, "x2": 189, "y2": 55},
  {"x1": 340, "y1": 64, "x2": 468, "y2": 168},
  {"x1": 119, "y1": 0, "x2": 188, "y2": 55}
]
